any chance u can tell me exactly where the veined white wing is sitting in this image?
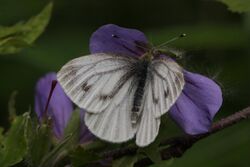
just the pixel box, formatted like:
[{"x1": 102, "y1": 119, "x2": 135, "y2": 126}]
[
  {"x1": 57, "y1": 53, "x2": 138, "y2": 143},
  {"x1": 136, "y1": 80, "x2": 161, "y2": 147},
  {"x1": 57, "y1": 53, "x2": 137, "y2": 113},
  {"x1": 150, "y1": 57, "x2": 185, "y2": 118},
  {"x1": 84, "y1": 76, "x2": 137, "y2": 142},
  {"x1": 136, "y1": 57, "x2": 184, "y2": 147}
]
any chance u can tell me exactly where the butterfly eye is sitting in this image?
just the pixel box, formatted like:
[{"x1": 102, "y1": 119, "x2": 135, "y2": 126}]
[{"x1": 152, "y1": 49, "x2": 161, "y2": 56}]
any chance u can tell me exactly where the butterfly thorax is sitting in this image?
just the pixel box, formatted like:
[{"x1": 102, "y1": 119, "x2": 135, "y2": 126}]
[{"x1": 140, "y1": 51, "x2": 154, "y2": 61}]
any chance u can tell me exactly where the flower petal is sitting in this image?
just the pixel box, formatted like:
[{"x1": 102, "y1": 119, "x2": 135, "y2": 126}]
[
  {"x1": 35, "y1": 72, "x2": 74, "y2": 138},
  {"x1": 169, "y1": 71, "x2": 223, "y2": 135},
  {"x1": 89, "y1": 24, "x2": 148, "y2": 56}
]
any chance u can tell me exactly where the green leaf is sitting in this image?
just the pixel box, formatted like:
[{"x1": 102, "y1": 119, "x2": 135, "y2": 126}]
[
  {"x1": 137, "y1": 116, "x2": 182, "y2": 164},
  {"x1": 113, "y1": 155, "x2": 138, "y2": 167},
  {"x1": 36, "y1": 109, "x2": 85, "y2": 167},
  {"x1": 138, "y1": 116, "x2": 179, "y2": 163},
  {"x1": 83, "y1": 140, "x2": 107, "y2": 151},
  {"x1": 0, "y1": 2, "x2": 53, "y2": 55},
  {"x1": 25, "y1": 119, "x2": 52, "y2": 167},
  {"x1": 0, "y1": 127, "x2": 4, "y2": 145},
  {"x1": 138, "y1": 145, "x2": 161, "y2": 164},
  {"x1": 38, "y1": 134, "x2": 74, "y2": 167},
  {"x1": 8, "y1": 91, "x2": 18, "y2": 121},
  {"x1": 63, "y1": 109, "x2": 82, "y2": 149},
  {"x1": 0, "y1": 113, "x2": 29, "y2": 167},
  {"x1": 149, "y1": 159, "x2": 174, "y2": 167},
  {"x1": 217, "y1": 0, "x2": 250, "y2": 13},
  {"x1": 0, "y1": 37, "x2": 29, "y2": 49},
  {"x1": 70, "y1": 147, "x2": 100, "y2": 167}
]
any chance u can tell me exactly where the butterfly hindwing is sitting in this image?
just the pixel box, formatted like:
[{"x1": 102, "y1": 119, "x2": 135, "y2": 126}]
[{"x1": 136, "y1": 79, "x2": 161, "y2": 146}]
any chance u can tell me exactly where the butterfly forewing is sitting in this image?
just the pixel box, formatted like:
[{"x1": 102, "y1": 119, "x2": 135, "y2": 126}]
[
  {"x1": 57, "y1": 53, "x2": 139, "y2": 142},
  {"x1": 150, "y1": 57, "x2": 185, "y2": 118},
  {"x1": 57, "y1": 53, "x2": 137, "y2": 113}
]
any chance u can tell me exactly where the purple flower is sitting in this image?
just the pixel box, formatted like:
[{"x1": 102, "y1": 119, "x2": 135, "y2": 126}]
[
  {"x1": 89, "y1": 24, "x2": 223, "y2": 135},
  {"x1": 34, "y1": 72, "x2": 94, "y2": 143}
]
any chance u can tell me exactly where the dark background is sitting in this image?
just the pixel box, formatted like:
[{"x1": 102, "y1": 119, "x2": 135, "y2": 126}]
[{"x1": 0, "y1": 0, "x2": 250, "y2": 166}]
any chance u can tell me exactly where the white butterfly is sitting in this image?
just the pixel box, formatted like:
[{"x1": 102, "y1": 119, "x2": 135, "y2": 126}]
[{"x1": 57, "y1": 51, "x2": 184, "y2": 147}]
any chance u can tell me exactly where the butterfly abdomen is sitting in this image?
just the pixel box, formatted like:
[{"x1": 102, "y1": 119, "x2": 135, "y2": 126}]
[{"x1": 131, "y1": 60, "x2": 149, "y2": 124}]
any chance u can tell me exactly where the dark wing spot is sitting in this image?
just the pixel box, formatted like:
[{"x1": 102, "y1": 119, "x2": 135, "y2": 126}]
[
  {"x1": 60, "y1": 68, "x2": 78, "y2": 84},
  {"x1": 164, "y1": 89, "x2": 169, "y2": 98},
  {"x1": 99, "y1": 95, "x2": 109, "y2": 101},
  {"x1": 65, "y1": 77, "x2": 78, "y2": 90},
  {"x1": 108, "y1": 91, "x2": 117, "y2": 99},
  {"x1": 82, "y1": 82, "x2": 87, "y2": 89},
  {"x1": 153, "y1": 96, "x2": 159, "y2": 104},
  {"x1": 82, "y1": 83, "x2": 91, "y2": 92},
  {"x1": 84, "y1": 85, "x2": 91, "y2": 92}
]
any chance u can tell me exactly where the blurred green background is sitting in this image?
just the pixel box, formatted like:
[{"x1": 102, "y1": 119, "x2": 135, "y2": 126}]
[{"x1": 0, "y1": 0, "x2": 250, "y2": 166}]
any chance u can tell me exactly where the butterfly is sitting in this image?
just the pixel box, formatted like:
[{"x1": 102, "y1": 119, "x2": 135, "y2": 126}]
[{"x1": 57, "y1": 38, "x2": 185, "y2": 147}]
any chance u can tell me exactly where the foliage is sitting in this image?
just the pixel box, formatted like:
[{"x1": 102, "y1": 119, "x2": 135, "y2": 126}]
[
  {"x1": 0, "y1": 113, "x2": 29, "y2": 167},
  {"x1": 38, "y1": 134, "x2": 74, "y2": 167},
  {"x1": 113, "y1": 155, "x2": 138, "y2": 167},
  {"x1": 25, "y1": 121, "x2": 52, "y2": 167},
  {"x1": 0, "y1": 0, "x2": 250, "y2": 167},
  {"x1": 150, "y1": 159, "x2": 174, "y2": 167},
  {"x1": 0, "y1": 2, "x2": 53, "y2": 55},
  {"x1": 7, "y1": 91, "x2": 18, "y2": 121},
  {"x1": 70, "y1": 147, "x2": 100, "y2": 167},
  {"x1": 63, "y1": 109, "x2": 82, "y2": 149},
  {"x1": 36, "y1": 110, "x2": 85, "y2": 167},
  {"x1": 0, "y1": 128, "x2": 4, "y2": 143},
  {"x1": 0, "y1": 92, "x2": 30, "y2": 167},
  {"x1": 217, "y1": 0, "x2": 250, "y2": 13}
]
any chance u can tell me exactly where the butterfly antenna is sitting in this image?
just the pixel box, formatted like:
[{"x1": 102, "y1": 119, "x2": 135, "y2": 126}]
[
  {"x1": 111, "y1": 34, "x2": 150, "y2": 51},
  {"x1": 156, "y1": 33, "x2": 186, "y2": 49}
]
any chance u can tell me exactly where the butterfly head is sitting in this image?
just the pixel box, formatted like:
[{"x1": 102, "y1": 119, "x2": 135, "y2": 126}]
[
  {"x1": 141, "y1": 45, "x2": 184, "y2": 61},
  {"x1": 143, "y1": 33, "x2": 186, "y2": 60},
  {"x1": 111, "y1": 33, "x2": 186, "y2": 60}
]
